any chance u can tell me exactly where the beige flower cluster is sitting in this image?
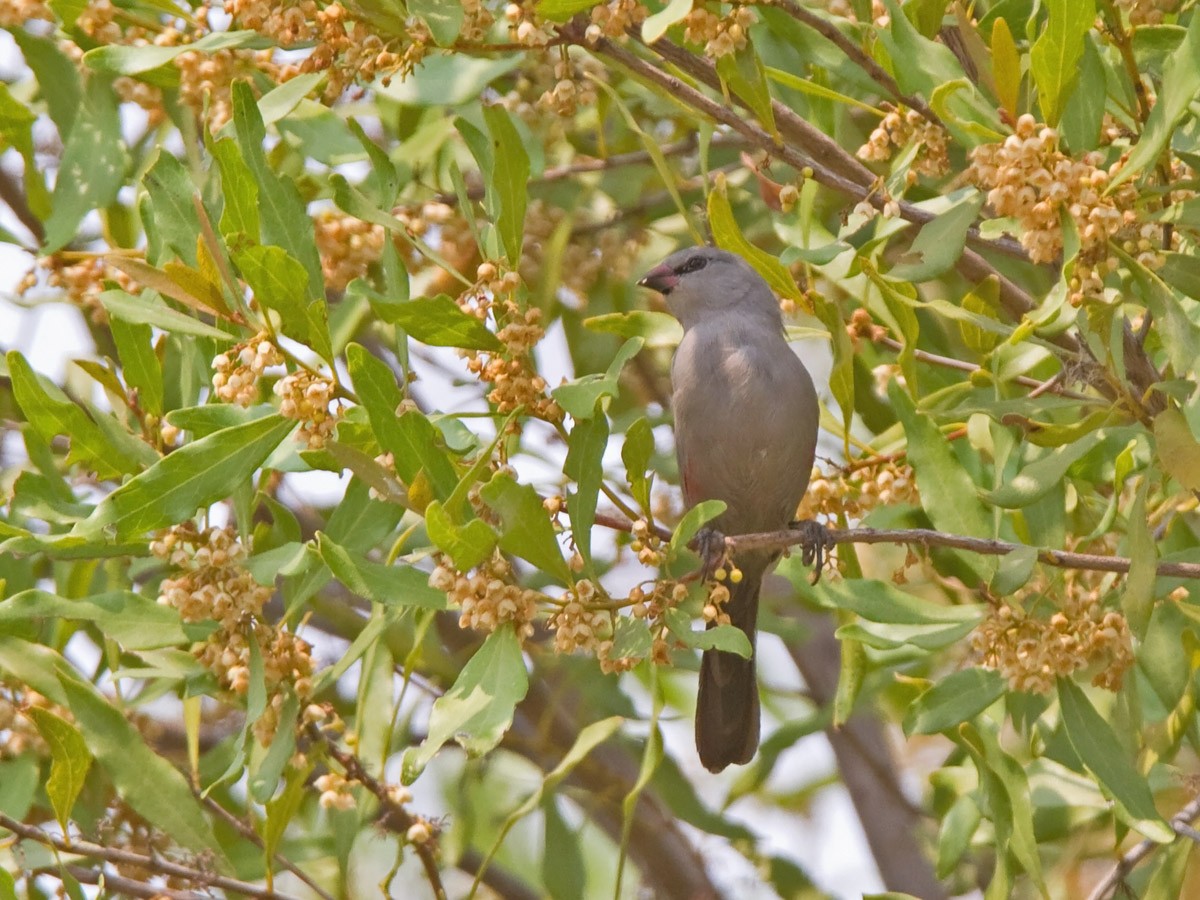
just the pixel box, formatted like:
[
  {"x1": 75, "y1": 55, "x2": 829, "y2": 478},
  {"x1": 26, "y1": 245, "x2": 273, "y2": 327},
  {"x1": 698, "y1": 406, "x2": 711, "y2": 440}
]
[
  {"x1": 537, "y1": 57, "x2": 600, "y2": 118},
  {"x1": 153, "y1": 524, "x2": 314, "y2": 743},
  {"x1": 212, "y1": 336, "x2": 285, "y2": 407},
  {"x1": 429, "y1": 552, "x2": 541, "y2": 638},
  {"x1": 0, "y1": 0, "x2": 51, "y2": 26},
  {"x1": 549, "y1": 579, "x2": 609, "y2": 654},
  {"x1": 795, "y1": 461, "x2": 919, "y2": 523},
  {"x1": 458, "y1": 263, "x2": 562, "y2": 424},
  {"x1": 504, "y1": 2, "x2": 554, "y2": 46},
  {"x1": 274, "y1": 370, "x2": 343, "y2": 449},
  {"x1": 586, "y1": 0, "x2": 648, "y2": 40},
  {"x1": 683, "y1": 4, "x2": 755, "y2": 59},
  {"x1": 0, "y1": 686, "x2": 61, "y2": 759},
  {"x1": 314, "y1": 771, "x2": 356, "y2": 811},
  {"x1": 629, "y1": 518, "x2": 664, "y2": 566},
  {"x1": 968, "y1": 115, "x2": 1161, "y2": 303},
  {"x1": 314, "y1": 210, "x2": 386, "y2": 293},
  {"x1": 971, "y1": 572, "x2": 1134, "y2": 694},
  {"x1": 16, "y1": 254, "x2": 138, "y2": 325},
  {"x1": 857, "y1": 106, "x2": 951, "y2": 180},
  {"x1": 1116, "y1": 0, "x2": 1179, "y2": 26},
  {"x1": 225, "y1": 0, "x2": 424, "y2": 99}
]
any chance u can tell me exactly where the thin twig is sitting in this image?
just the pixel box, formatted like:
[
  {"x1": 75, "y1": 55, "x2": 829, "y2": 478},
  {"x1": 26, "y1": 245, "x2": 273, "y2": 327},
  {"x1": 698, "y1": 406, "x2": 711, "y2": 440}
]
[
  {"x1": 0, "y1": 813, "x2": 302, "y2": 900},
  {"x1": 870, "y1": 333, "x2": 1096, "y2": 401},
  {"x1": 1085, "y1": 793, "x2": 1200, "y2": 900},
  {"x1": 729, "y1": 525, "x2": 1200, "y2": 580},
  {"x1": 197, "y1": 793, "x2": 336, "y2": 900},
  {"x1": 307, "y1": 725, "x2": 448, "y2": 900},
  {"x1": 57, "y1": 865, "x2": 205, "y2": 900}
]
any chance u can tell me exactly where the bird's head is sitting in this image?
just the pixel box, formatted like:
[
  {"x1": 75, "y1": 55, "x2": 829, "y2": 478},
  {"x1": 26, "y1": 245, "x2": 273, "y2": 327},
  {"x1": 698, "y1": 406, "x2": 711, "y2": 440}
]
[{"x1": 638, "y1": 246, "x2": 782, "y2": 331}]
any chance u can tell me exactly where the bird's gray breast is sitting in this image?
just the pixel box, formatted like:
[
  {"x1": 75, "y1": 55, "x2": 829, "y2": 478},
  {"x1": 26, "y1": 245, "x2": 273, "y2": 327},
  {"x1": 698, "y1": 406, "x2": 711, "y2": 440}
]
[{"x1": 671, "y1": 323, "x2": 818, "y2": 538}]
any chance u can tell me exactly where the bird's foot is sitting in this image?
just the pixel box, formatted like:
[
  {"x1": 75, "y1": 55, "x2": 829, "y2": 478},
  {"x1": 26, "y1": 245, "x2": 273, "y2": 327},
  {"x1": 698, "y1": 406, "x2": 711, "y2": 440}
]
[
  {"x1": 789, "y1": 519, "x2": 834, "y2": 584},
  {"x1": 690, "y1": 526, "x2": 729, "y2": 582}
]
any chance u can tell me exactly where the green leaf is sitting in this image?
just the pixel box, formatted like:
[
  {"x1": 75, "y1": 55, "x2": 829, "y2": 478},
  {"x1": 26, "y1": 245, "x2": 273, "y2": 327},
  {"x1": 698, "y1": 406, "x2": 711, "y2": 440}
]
[
  {"x1": 959, "y1": 722, "x2": 1045, "y2": 889},
  {"x1": 401, "y1": 625, "x2": 530, "y2": 782},
  {"x1": 552, "y1": 337, "x2": 643, "y2": 419},
  {"x1": 1059, "y1": 35, "x2": 1105, "y2": 152},
  {"x1": 715, "y1": 40, "x2": 777, "y2": 139},
  {"x1": 667, "y1": 614, "x2": 752, "y2": 657},
  {"x1": 27, "y1": 707, "x2": 91, "y2": 831},
  {"x1": 890, "y1": 381, "x2": 994, "y2": 577},
  {"x1": 142, "y1": 150, "x2": 200, "y2": 265},
  {"x1": 12, "y1": 31, "x2": 82, "y2": 137},
  {"x1": 621, "y1": 417, "x2": 655, "y2": 512},
  {"x1": 210, "y1": 137, "x2": 260, "y2": 240},
  {"x1": 836, "y1": 617, "x2": 978, "y2": 651},
  {"x1": 378, "y1": 55, "x2": 520, "y2": 107},
  {"x1": 234, "y1": 245, "x2": 332, "y2": 361},
  {"x1": 382, "y1": 295, "x2": 503, "y2": 351},
  {"x1": 346, "y1": 344, "x2": 459, "y2": 501},
  {"x1": 816, "y1": 578, "x2": 984, "y2": 625},
  {"x1": 1110, "y1": 10, "x2": 1200, "y2": 189},
  {"x1": 231, "y1": 81, "x2": 324, "y2": 300},
  {"x1": 563, "y1": 406, "x2": 609, "y2": 566},
  {"x1": 669, "y1": 499, "x2": 726, "y2": 555},
  {"x1": 425, "y1": 500, "x2": 498, "y2": 571},
  {"x1": 981, "y1": 431, "x2": 1105, "y2": 508},
  {"x1": 1123, "y1": 479, "x2": 1155, "y2": 639},
  {"x1": 7, "y1": 351, "x2": 141, "y2": 479},
  {"x1": 75, "y1": 415, "x2": 296, "y2": 540},
  {"x1": 84, "y1": 29, "x2": 268, "y2": 75},
  {"x1": 408, "y1": 0, "x2": 465, "y2": 44},
  {"x1": 99, "y1": 290, "x2": 232, "y2": 339},
  {"x1": 0, "y1": 590, "x2": 187, "y2": 649},
  {"x1": 641, "y1": 0, "x2": 691, "y2": 42},
  {"x1": 42, "y1": 76, "x2": 128, "y2": 253},
  {"x1": 1154, "y1": 408, "x2": 1200, "y2": 491},
  {"x1": 480, "y1": 473, "x2": 570, "y2": 582},
  {"x1": 538, "y1": 0, "x2": 600, "y2": 22},
  {"x1": 708, "y1": 185, "x2": 803, "y2": 302},
  {"x1": 991, "y1": 16, "x2": 1020, "y2": 118},
  {"x1": 543, "y1": 798, "x2": 585, "y2": 900},
  {"x1": 1030, "y1": 0, "x2": 1094, "y2": 126},
  {"x1": 481, "y1": 105, "x2": 530, "y2": 267},
  {"x1": 887, "y1": 192, "x2": 984, "y2": 282},
  {"x1": 904, "y1": 668, "x2": 1005, "y2": 735},
  {"x1": 583, "y1": 311, "x2": 682, "y2": 348},
  {"x1": 58, "y1": 665, "x2": 222, "y2": 855},
  {"x1": 317, "y1": 535, "x2": 450, "y2": 609},
  {"x1": 0, "y1": 83, "x2": 50, "y2": 225},
  {"x1": 1057, "y1": 679, "x2": 1173, "y2": 842},
  {"x1": 111, "y1": 318, "x2": 164, "y2": 417}
]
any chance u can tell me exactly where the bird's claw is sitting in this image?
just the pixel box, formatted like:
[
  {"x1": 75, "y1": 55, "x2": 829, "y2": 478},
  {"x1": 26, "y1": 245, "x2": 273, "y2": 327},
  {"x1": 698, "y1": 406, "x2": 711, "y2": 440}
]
[
  {"x1": 789, "y1": 519, "x2": 833, "y2": 584},
  {"x1": 690, "y1": 526, "x2": 729, "y2": 581}
]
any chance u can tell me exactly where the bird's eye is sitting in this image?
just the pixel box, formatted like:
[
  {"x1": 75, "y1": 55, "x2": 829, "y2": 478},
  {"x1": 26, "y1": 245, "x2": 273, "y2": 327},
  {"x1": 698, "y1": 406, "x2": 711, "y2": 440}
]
[{"x1": 675, "y1": 256, "x2": 708, "y2": 275}]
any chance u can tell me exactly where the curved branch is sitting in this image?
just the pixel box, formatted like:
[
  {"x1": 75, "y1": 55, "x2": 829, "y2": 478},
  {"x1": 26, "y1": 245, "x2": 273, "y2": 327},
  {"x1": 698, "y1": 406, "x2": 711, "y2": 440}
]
[
  {"x1": 0, "y1": 813, "x2": 302, "y2": 900},
  {"x1": 730, "y1": 525, "x2": 1200, "y2": 580},
  {"x1": 1085, "y1": 793, "x2": 1200, "y2": 900}
]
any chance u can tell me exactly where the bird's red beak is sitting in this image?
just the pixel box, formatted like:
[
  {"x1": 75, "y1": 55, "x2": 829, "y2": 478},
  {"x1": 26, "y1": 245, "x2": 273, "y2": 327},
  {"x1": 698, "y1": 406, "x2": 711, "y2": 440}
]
[{"x1": 637, "y1": 263, "x2": 678, "y2": 294}]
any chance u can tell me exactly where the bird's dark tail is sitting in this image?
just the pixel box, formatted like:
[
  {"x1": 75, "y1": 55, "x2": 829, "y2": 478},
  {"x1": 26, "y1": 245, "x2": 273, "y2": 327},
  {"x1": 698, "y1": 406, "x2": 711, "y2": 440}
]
[{"x1": 695, "y1": 571, "x2": 761, "y2": 773}]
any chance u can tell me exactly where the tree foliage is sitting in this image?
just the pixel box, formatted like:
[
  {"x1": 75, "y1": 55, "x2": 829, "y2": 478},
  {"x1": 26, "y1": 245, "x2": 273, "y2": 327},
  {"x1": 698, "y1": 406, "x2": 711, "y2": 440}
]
[{"x1": 2, "y1": 0, "x2": 1200, "y2": 898}]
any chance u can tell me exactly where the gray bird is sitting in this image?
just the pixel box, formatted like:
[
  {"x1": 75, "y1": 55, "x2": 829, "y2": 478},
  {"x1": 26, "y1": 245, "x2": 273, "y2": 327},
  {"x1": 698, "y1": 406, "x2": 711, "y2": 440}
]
[{"x1": 639, "y1": 246, "x2": 819, "y2": 773}]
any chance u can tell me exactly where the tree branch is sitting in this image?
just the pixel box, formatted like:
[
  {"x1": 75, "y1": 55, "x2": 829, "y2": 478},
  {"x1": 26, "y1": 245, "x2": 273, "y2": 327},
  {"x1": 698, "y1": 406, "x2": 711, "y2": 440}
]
[
  {"x1": 0, "y1": 813, "x2": 302, "y2": 900},
  {"x1": 1085, "y1": 792, "x2": 1200, "y2": 900},
  {"x1": 730, "y1": 525, "x2": 1200, "y2": 580}
]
